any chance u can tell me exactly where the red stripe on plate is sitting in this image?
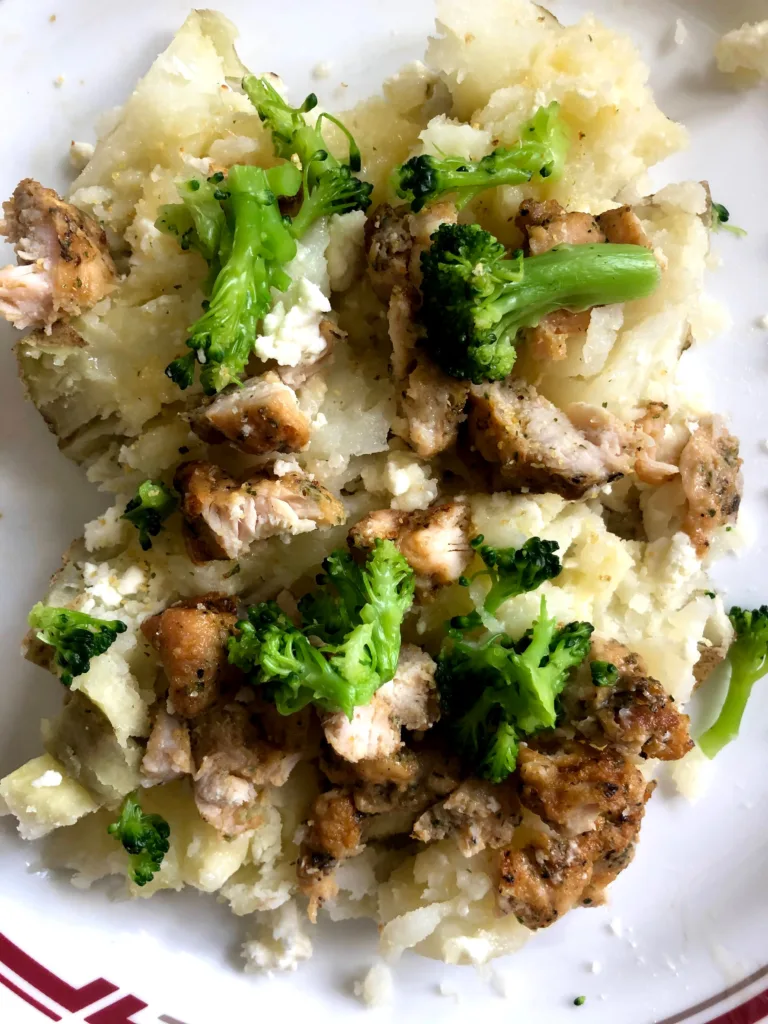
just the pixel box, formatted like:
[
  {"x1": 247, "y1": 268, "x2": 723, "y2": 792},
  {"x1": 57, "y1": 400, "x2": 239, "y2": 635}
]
[
  {"x1": 84, "y1": 994, "x2": 149, "y2": 1023},
  {"x1": 706, "y1": 988, "x2": 768, "y2": 1024},
  {"x1": 0, "y1": 970, "x2": 61, "y2": 1021},
  {"x1": 0, "y1": 932, "x2": 117, "y2": 1012}
]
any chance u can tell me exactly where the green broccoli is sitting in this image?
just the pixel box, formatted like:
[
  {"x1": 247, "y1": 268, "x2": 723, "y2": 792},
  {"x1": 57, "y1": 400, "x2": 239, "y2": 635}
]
[
  {"x1": 590, "y1": 660, "x2": 619, "y2": 686},
  {"x1": 698, "y1": 606, "x2": 768, "y2": 758},
  {"x1": 711, "y1": 201, "x2": 747, "y2": 238},
  {"x1": 163, "y1": 162, "x2": 302, "y2": 394},
  {"x1": 243, "y1": 75, "x2": 372, "y2": 238},
  {"x1": 420, "y1": 222, "x2": 661, "y2": 383},
  {"x1": 28, "y1": 604, "x2": 127, "y2": 687},
  {"x1": 122, "y1": 480, "x2": 178, "y2": 551},
  {"x1": 107, "y1": 793, "x2": 171, "y2": 887},
  {"x1": 230, "y1": 539, "x2": 415, "y2": 718},
  {"x1": 459, "y1": 534, "x2": 562, "y2": 617},
  {"x1": 156, "y1": 174, "x2": 232, "y2": 290},
  {"x1": 438, "y1": 596, "x2": 593, "y2": 781},
  {"x1": 394, "y1": 102, "x2": 568, "y2": 212}
]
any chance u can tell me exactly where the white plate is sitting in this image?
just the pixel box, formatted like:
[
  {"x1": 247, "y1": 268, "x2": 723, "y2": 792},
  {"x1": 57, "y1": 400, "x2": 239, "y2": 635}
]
[{"x1": 0, "y1": 1, "x2": 767, "y2": 1022}]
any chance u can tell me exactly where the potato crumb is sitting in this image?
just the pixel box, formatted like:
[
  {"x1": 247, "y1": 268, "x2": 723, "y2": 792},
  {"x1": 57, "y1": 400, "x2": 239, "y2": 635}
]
[
  {"x1": 716, "y1": 21, "x2": 768, "y2": 77},
  {"x1": 354, "y1": 963, "x2": 394, "y2": 1007},
  {"x1": 674, "y1": 19, "x2": 688, "y2": 46},
  {"x1": 312, "y1": 61, "x2": 334, "y2": 80}
]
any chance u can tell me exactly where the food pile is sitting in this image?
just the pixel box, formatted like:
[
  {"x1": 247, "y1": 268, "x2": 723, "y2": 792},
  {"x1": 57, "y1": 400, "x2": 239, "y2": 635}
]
[{"x1": 0, "y1": 0, "x2": 765, "y2": 975}]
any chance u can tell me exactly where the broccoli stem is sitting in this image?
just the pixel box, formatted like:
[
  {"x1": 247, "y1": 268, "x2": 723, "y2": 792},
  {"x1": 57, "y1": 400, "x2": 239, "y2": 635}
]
[
  {"x1": 697, "y1": 674, "x2": 754, "y2": 758},
  {"x1": 482, "y1": 243, "x2": 660, "y2": 338}
]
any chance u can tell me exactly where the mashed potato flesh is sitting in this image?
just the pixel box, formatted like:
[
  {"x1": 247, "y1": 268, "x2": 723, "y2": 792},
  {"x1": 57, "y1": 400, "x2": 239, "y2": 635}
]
[{"x1": 2, "y1": 0, "x2": 737, "y2": 976}]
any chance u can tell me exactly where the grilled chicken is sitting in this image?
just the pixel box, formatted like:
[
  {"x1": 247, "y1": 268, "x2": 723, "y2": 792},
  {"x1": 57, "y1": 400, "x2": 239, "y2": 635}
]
[
  {"x1": 349, "y1": 501, "x2": 473, "y2": 592},
  {"x1": 526, "y1": 309, "x2": 592, "y2": 362},
  {"x1": 321, "y1": 644, "x2": 439, "y2": 763},
  {"x1": 141, "y1": 708, "x2": 193, "y2": 783},
  {"x1": 679, "y1": 416, "x2": 742, "y2": 556},
  {"x1": 190, "y1": 371, "x2": 310, "y2": 456},
  {"x1": 693, "y1": 640, "x2": 729, "y2": 690},
  {"x1": 468, "y1": 379, "x2": 629, "y2": 498},
  {"x1": 407, "y1": 199, "x2": 458, "y2": 287},
  {"x1": 0, "y1": 179, "x2": 116, "y2": 329},
  {"x1": 596, "y1": 205, "x2": 652, "y2": 248},
  {"x1": 498, "y1": 740, "x2": 652, "y2": 928},
  {"x1": 174, "y1": 461, "x2": 345, "y2": 562},
  {"x1": 561, "y1": 637, "x2": 693, "y2": 760},
  {"x1": 412, "y1": 778, "x2": 521, "y2": 856},
  {"x1": 634, "y1": 401, "x2": 682, "y2": 486},
  {"x1": 365, "y1": 204, "x2": 413, "y2": 301},
  {"x1": 191, "y1": 701, "x2": 306, "y2": 836},
  {"x1": 521, "y1": 205, "x2": 605, "y2": 255},
  {"x1": 141, "y1": 594, "x2": 238, "y2": 719},
  {"x1": 296, "y1": 789, "x2": 364, "y2": 920}
]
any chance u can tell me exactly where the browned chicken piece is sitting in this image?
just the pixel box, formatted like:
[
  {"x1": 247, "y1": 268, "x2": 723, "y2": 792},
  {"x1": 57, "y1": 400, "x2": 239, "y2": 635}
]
[
  {"x1": 296, "y1": 789, "x2": 364, "y2": 921},
  {"x1": 388, "y1": 284, "x2": 469, "y2": 457},
  {"x1": 321, "y1": 644, "x2": 439, "y2": 763},
  {"x1": 468, "y1": 379, "x2": 628, "y2": 499},
  {"x1": 174, "y1": 461, "x2": 345, "y2": 562},
  {"x1": 276, "y1": 318, "x2": 343, "y2": 390},
  {"x1": 407, "y1": 200, "x2": 458, "y2": 286},
  {"x1": 191, "y1": 702, "x2": 304, "y2": 836},
  {"x1": 497, "y1": 742, "x2": 653, "y2": 928},
  {"x1": 516, "y1": 197, "x2": 605, "y2": 256},
  {"x1": 526, "y1": 309, "x2": 592, "y2": 362},
  {"x1": 412, "y1": 778, "x2": 521, "y2": 856},
  {"x1": 516, "y1": 739, "x2": 649, "y2": 835},
  {"x1": 634, "y1": 401, "x2": 681, "y2": 486},
  {"x1": 252, "y1": 697, "x2": 322, "y2": 761},
  {"x1": 350, "y1": 502, "x2": 473, "y2": 592},
  {"x1": 597, "y1": 205, "x2": 652, "y2": 248},
  {"x1": 365, "y1": 203, "x2": 413, "y2": 301},
  {"x1": 679, "y1": 416, "x2": 742, "y2": 556},
  {"x1": 693, "y1": 640, "x2": 729, "y2": 690},
  {"x1": 0, "y1": 179, "x2": 116, "y2": 329},
  {"x1": 140, "y1": 593, "x2": 238, "y2": 719},
  {"x1": 141, "y1": 707, "x2": 193, "y2": 783},
  {"x1": 189, "y1": 371, "x2": 310, "y2": 456},
  {"x1": 561, "y1": 637, "x2": 693, "y2": 760},
  {"x1": 565, "y1": 402, "x2": 639, "y2": 473}
]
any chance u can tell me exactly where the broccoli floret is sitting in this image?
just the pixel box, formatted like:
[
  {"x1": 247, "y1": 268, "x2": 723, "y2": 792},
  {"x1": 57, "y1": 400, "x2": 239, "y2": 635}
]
[
  {"x1": 711, "y1": 201, "x2": 747, "y2": 238},
  {"x1": 420, "y1": 223, "x2": 662, "y2": 383},
  {"x1": 107, "y1": 793, "x2": 171, "y2": 886},
  {"x1": 243, "y1": 75, "x2": 372, "y2": 238},
  {"x1": 163, "y1": 162, "x2": 302, "y2": 395},
  {"x1": 122, "y1": 480, "x2": 178, "y2": 551},
  {"x1": 590, "y1": 660, "x2": 619, "y2": 686},
  {"x1": 394, "y1": 102, "x2": 568, "y2": 212},
  {"x1": 460, "y1": 534, "x2": 562, "y2": 616},
  {"x1": 437, "y1": 597, "x2": 593, "y2": 780},
  {"x1": 698, "y1": 606, "x2": 768, "y2": 758},
  {"x1": 156, "y1": 175, "x2": 233, "y2": 291},
  {"x1": 28, "y1": 604, "x2": 127, "y2": 687},
  {"x1": 230, "y1": 540, "x2": 415, "y2": 719}
]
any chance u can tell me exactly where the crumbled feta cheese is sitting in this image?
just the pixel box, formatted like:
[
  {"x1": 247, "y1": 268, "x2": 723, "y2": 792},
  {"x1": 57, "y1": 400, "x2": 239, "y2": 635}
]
[
  {"x1": 84, "y1": 503, "x2": 128, "y2": 552},
  {"x1": 419, "y1": 114, "x2": 492, "y2": 161},
  {"x1": 82, "y1": 562, "x2": 146, "y2": 608},
  {"x1": 354, "y1": 963, "x2": 394, "y2": 1008},
  {"x1": 241, "y1": 901, "x2": 313, "y2": 973},
  {"x1": 590, "y1": 960, "x2": 603, "y2": 974},
  {"x1": 273, "y1": 458, "x2": 303, "y2": 477},
  {"x1": 254, "y1": 278, "x2": 331, "y2": 366},
  {"x1": 69, "y1": 141, "x2": 95, "y2": 171},
  {"x1": 361, "y1": 452, "x2": 438, "y2": 511},
  {"x1": 674, "y1": 19, "x2": 688, "y2": 45},
  {"x1": 716, "y1": 21, "x2": 768, "y2": 78},
  {"x1": 326, "y1": 210, "x2": 367, "y2": 292},
  {"x1": 31, "y1": 771, "x2": 63, "y2": 789}
]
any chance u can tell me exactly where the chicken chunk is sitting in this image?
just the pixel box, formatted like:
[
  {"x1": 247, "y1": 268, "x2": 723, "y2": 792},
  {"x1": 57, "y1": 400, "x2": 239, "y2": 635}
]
[
  {"x1": 526, "y1": 309, "x2": 592, "y2": 362},
  {"x1": 365, "y1": 203, "x2": 413, "y2": 300},
  {"x1": 0, "y1": 179, "x2": 116, "y2": 329},
  {"x1": 693, "y1": 640, "x2": 729, "y2": 690},
  {"x1": 498, "y1": 742, "x2": 653, "y2": 927},
  {"x1": 412, "y1": 778, "x2": 521, "y2": 856},
  {"x1": 468, "y1": 379, "x2": 628, "y2": 499},
  {"x1": 516, "y1": 739, "x2": 649, "y2": 835},
  {"x1": 175, "y1": 461, "x2": 345, "y2": 562},
  {"x1": 141, "y1": 708, "x2": 193, "y2": 783},
  {"x1": 388, "y1": 284, "x2": 469, "y2": 457},
  {"x1": 516, "y1": 198, "x2": 605, "y2": 256},
  {"x1": 141, "y1": 593, "x2": 238, "y2": 719},
  {"x1": 191, "y1": 702, "x2": 303, "y2": 836},
  {"x1": 349, "y1": 501, "x2": 473, "y2": 592},
  {"x1": 190, "y1": 371, "x2": 310, "y2": 455},
  {"x1": 679, "y1": 416, "x2": 742, "y2": 556},
  {"x1": 407, "y1": 199, "x2": 458, "y2": 286},
  {"x1": 321, "y1": 644, "x2": 439, "y2": 763},
  {"x1": 296, "y1": 789, "x2": 364, "y2": 920},
  {"x1": 634, "y1": 401, "x2": 682, "y2": 485},
  {"x1": 597, "y1": 205, "x2": 651, "y2": 248},
  {"x1": 561, "y1": 637, "x2": 693, "y2": 760}
]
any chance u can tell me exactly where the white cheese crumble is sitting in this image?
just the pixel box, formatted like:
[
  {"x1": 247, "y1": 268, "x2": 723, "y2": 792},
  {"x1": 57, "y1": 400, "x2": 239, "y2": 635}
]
[
  {"x1": 361, "y1": 452, "x2": 438, "y2": 511},
  {"x1": 69, "y1": 141, "x2": 95, "y2": 171},
  {"x1": 254, "y1": 278, "x2": 331, "y2": 366},
  {"x1": 31, "y1": 771, "x2": 63, "y2": 789},
  {"x1": 241, "y1": 901, "x2": 313, "y2": 973},
  {"x1": 354, "y1": 963, "x2": 394, "y2": 1008}
]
